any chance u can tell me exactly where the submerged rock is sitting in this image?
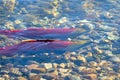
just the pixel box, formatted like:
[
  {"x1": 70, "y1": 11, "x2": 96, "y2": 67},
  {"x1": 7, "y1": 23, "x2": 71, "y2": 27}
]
[
  {"x1": 29, "y1": 75, "x2": 41, "y2": 80},
  {"x1": 40, "y1": 63, "x2": 53, "y2": 70},
  {"x1": 10, "y1": 68, "x2": 22, "y2": 76},
  {"x1": 84, "y1": 74, "x2": 97, "y2": 80},
  {"x1": 110, "y1": 56, "x2": 120, "y2": 63}
]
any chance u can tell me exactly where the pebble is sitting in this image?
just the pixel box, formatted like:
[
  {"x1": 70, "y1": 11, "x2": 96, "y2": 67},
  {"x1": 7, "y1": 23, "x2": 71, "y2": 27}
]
[
  {"x1": 58, "y1": 17, "x2": 68, "y2": 24},
  {"x1": 110, "y1": 56, "x2": 120, "y2": 63},
  {"x1": 30, "y1": 68, "x2": 45, "y2": 74},
  {"x1": 52, "y1": 63, "x2": 58, "y2": 68},
  {"x1": 16, "y1": 77, "x2": 27, "y2": 80},
  {"x1": 14, "y1": 19, "x2": 22, "y2": 24},
  {"x1": 65, "y1": 75, "x2": 81, "y2": 80},
  {"x1": 107, "y1": 32, "x2": 119, "y2": 40},
  {"x1": 38, "y1": 68, "x2": 46, "y2": 73},
  {"x1": 10, "y1": 68, "x2": 22, "y2": 76},
  {"x1": 85, "y1": 52, "x2": 93, "y2": 57},
  {"x1": 99, "y1": 60, "x2": 109, "y2": 67},
  {"x1": 104, "y1": 50, "x2": 113, "y2": 56},
  {"x1": 70, "y1": 56, "x2": 77, "y2": 61},
  {"x1": 26, "y1": 64, "x2": 39, "y2": 70},
  {"x1": 30, "y1": 75, "x2": 41, "y2": 80},
  {"x1": 0, "y1": 69, "x2": 9, "y2": 74},
  {"x1": 29, "y1": 73, "x2": 37, "y2": 77},
  {"x1": 58, "y1": 68, "x2": 70, "y2": 73},
  {"x1": 77, "y1": 55, "x2": 86, "y2": 63},
  {"x1": 0, "y1": 77, "x2": 5, "y2": 80},
  {"x1": 27, "y1": 65, "x2": 46, "y2": 73},
  {"x1": 60, "y1": 73, "x2": 70, "y2": 77},
  {"x1": 40, "y1": 78, "x2": 47, "y2": 80},
  {"x1": 77, "y1": 66, "x2": 86, "y2": 71},
  {"x1": 20, "y1": 68, "x2": 29, "y2": 73},
  {"x1": 50, "y1": 70, "x2": 58, "y2": 76},
  {"x1": 40, "y1": 63, "x2": 53, "y2": 69},
  {"x1": 101, "y1": 76, "x2": 115, "y2": 80},
  {"x1": 95, "y1": 67, "x2": 101, "y2": 71},
  {"x1": 0, "y1": 65, "x2": 2, "y2": 68},
  {"x1": 3, "y1": 0, "x2": 16, "y2": 12},
  {"x1": 70, "y1": 52, "x2": 77, "y2": 55},
  {"x1": 81, "y1": 68, "x2": 97, "y2": 74},
  {"x1": 5, "y1": 21, "x2": 14, "y2": 30},
  {"x1": 2, "y1": 74, "x2": 9, "y2": 80},
  {"x1": 94, "y1": 47, "x2": 103, "y2": 54},
  {"x1": 66, "y1": 62, "x2": 75, "y2": 68},
  {"x1": 42, "y1": 74, "x2": 56, "y2": 80},
  {"x1": 59, "y1": 63, "x2": 66, "y2": 68},
  {"x1": 89, "y1": 61, "x2": 98, "y2": 67},
  {"x1": 100, "y1": 25, "x2": 115, "y2": 31},
  {"x1": 118, "y1": 73, "x2": 120, "y2": 78},
  {"x1": 85, "y1": 74, "x2": 97, "y2": 80}
]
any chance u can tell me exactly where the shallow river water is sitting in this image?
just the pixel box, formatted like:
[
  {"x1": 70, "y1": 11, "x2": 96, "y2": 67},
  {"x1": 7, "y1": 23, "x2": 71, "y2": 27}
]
[{"x1": 0, "y1": 0, "x2": 120, "y2": 80}]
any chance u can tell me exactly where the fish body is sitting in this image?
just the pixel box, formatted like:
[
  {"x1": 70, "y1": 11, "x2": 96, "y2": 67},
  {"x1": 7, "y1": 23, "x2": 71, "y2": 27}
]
[
  {"x1": 0, "y1": 27, "x2": 88, "y2": 39},
  {"x1": 0, "y1": 28, "x2": 90, "y2": 56},
  {"x1": 0, "y1": 39, "x2": 90, "y2": 56}
]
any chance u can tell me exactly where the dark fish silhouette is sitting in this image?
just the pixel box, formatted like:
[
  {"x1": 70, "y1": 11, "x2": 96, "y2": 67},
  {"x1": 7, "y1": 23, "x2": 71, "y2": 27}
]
[{"x1": 0, "y1": 39, "x2": 89, "y2": 56}]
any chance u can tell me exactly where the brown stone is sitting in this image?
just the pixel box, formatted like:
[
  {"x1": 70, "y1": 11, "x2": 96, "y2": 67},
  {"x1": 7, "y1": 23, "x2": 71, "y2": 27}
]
[
  {"x1": 27, "y1": 64, "x2": 39, "y2": 70},
  {"x1": 51, "y1": 70, "x2": 58, "y2": 76},
  {"x1": 81, "y1": 68, "x2": 96, "y2": 74},
  {"x1": 30, "y1": 75, "x2": 41, "y2": 80},
  {"x1": 89, "y1": 61, "x2": 98, "y2": 67},
  {"x1": 85, "y1": 74, "x2": 97, "y2": 80},
  {"x1": 17, "y1": 77, "x2": 27, "y2": 80},
  {"x1": 38, "y1": 68, "x2": 46, "y2": 73}
]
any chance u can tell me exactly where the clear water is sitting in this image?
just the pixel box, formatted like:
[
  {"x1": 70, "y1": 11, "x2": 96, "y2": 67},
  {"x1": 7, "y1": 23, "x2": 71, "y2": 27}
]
[{"x1": 0, "y1": 0, "x2": 120, "y2": 79}]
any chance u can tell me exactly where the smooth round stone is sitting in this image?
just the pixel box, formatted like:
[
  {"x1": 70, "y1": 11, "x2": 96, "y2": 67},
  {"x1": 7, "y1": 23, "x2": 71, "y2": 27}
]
[
  {"x1": 85, "y1": 52, "x2": 93, "y2": 57},
  {"x1": 40, "y1": 63, "x2": 53, "y2": 69},
  {"x1": 30, "y1": 75, "x2": 41, "y2": 80},
  {"x1": 110, "y1": 56, "x2": 120, "y2": 63},
  {"x1": 89, "y1": 61, "x2": 98, "y2": 67},
  {"x1": 70, "y1": 57, "x2": 77, "y2": 61},
  {"x1": 84, "y1": 74, "x2": 97, "y2": 80},
  {"x1": 99, "y1": 60, "x2": 109, "y2": 67}
]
